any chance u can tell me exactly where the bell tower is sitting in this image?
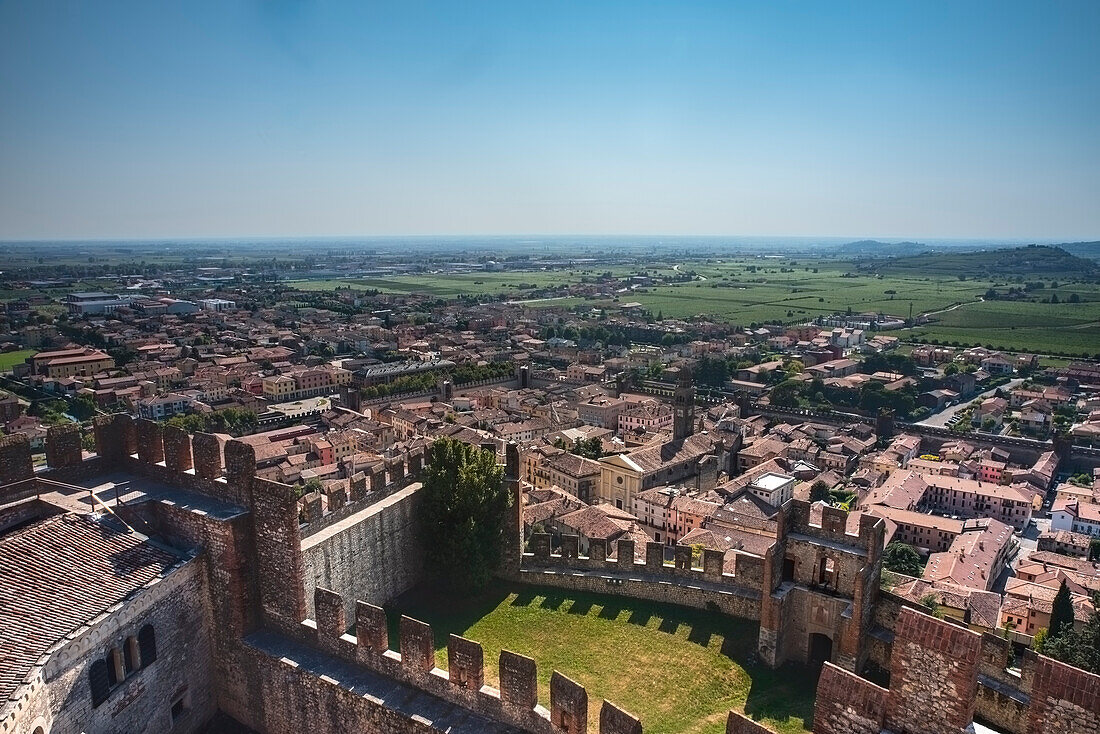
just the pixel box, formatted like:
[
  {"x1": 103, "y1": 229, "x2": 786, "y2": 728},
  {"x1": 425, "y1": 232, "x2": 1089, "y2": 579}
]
[{"x1": 673, "y1": 365, "x2": 695, "y2": 441}]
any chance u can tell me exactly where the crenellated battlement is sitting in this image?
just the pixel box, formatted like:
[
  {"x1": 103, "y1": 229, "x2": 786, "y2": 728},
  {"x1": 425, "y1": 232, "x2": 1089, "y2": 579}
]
[
  {"x1": 523, "y1": 533, "x2": 766, "y2": 594},
  {"x1": 779, "y1": 499, "x2": 884, "y2": 559},
  {"x1": 297, "y1": 445, "x2": 427, "y2": 536},
  {"x1": 292, "y1": 586, "x2": 646, "y2": 734}
]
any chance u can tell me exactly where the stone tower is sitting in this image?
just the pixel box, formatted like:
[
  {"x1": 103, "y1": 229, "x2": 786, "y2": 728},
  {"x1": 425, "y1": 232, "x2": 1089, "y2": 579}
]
[{"x1": 673, "y1": 365, "x2": 696, "y2": 441}]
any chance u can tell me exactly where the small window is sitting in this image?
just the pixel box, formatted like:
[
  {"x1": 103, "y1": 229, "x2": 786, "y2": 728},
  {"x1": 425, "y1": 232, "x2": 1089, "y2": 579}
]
[
  {"x1": 90, "y1": 659, "x2": 111, "y2": 707},
  {"x1": 171, "y1": 693, "x2": 188, "y2": 722},
  {"x1": 138, "y1": 624, "x2": 157, "y2": 666}
]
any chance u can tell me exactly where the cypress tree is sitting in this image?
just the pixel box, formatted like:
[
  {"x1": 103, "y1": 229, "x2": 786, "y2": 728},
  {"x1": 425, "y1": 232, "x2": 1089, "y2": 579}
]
[{"x1": 1050, "y1": 579, "x2": 1075, "y2": 640}]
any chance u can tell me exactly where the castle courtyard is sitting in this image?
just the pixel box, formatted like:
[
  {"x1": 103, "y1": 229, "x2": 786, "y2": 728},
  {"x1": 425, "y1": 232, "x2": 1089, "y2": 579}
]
[{"x1": 388, "y1": 582, "x2": 816, "y2": 734}]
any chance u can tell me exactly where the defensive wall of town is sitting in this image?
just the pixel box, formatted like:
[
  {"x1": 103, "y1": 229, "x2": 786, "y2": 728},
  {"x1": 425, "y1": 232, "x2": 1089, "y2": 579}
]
[
  {"x1": 0, "y1": 419, "x2": 664, "y2": 733},
  {"x1": 744, "y1": 402, "x2": 1086, "y2": 466},
  {"x1": 4, "y1": 422, "x2": 1099, "y2": 733},
  {"x1": 514, "y1": 496, "x2": 885, "y2": 674},
  {"x1": 516, "y1": 533, "x2": 765, "y2": 619}
]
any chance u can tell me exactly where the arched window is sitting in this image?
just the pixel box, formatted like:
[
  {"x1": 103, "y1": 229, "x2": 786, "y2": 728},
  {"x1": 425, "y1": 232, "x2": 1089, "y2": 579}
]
[
  {"x1": 89, "y1": 659, "x2": 111, "y2": 707},
  {"x1": 124, "y1": 636, "x2": 139, "y2": 673},
  {"x1": 138, "y1": 624, "x2": 156, "y2": 666}
]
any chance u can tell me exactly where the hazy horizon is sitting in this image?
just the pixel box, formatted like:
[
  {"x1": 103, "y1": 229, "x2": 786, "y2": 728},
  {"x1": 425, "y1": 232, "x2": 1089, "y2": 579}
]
[
  {"x1": 2, "y1": 1, "x2": 1099, "y2": 240},
  {"x1": 0, "y1": 234, "x2": 1089, "y2": 251}
]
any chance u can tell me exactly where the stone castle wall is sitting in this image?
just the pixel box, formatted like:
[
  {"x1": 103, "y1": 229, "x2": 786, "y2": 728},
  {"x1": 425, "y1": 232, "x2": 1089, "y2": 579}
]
[
  {"x1": 302, "y1": 483, "x2": 426, "y2": 620},
  {"x1": 8, "y1": 418, "x2": 1100, "y2": 734},
  {"x1": 229, "y1": 586, "x2": 649, "y2": 734},
  {"x1": 518, "y1": 533, "x2": 764, "y2": 619}
]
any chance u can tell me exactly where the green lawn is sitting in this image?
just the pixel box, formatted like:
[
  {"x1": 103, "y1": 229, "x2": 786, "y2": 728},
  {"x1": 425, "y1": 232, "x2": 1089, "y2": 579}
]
[
  {"x1": 0, "y1": 349, "x2": 35, "y2": 372},
  {"x1": 388, "y1": 582, "x2": 815, "y2": 734}
]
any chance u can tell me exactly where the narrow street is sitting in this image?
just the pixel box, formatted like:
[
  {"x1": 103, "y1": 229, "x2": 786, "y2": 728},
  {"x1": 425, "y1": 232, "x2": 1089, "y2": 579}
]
[{"x1": 915, "y1": 377, "x2": 1024, "y2": 428}]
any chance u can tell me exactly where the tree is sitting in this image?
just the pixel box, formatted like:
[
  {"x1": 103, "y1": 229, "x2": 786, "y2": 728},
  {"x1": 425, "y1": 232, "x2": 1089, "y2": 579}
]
[
  {"x1": 300, "y1": 477, "x2": 323, "y2": 498},
  {"x1": 809, "y1": 480, "x2": 831, "y2": 503},
  {"x1": 69, "y1": 394, "x2": 98, "y2": 421},
  {"x1": 883, "y1": 541, "x2": 923, "y2": 577},
  {"x1": 1050, "y1": 580, "x2": 1075, "y2": 640},
  {"x1": 571, "y1": 437, "x2": 602, "y2": 460},
  {"x1": 418, "y1": 437, "x2": 510, "y2": 595},
  {"x1": 919, "y1": 592, "x2": 944, "y2": 619},
  {"x1": 1036, "y1": 591, "x2": 1100, "y2": 674},
  {"x1": 1090, "y1": 539, "x2": 1100, "y2": 563},
  {"x1": 769, "y1": 379, "x2": 802, "y2": 408}
]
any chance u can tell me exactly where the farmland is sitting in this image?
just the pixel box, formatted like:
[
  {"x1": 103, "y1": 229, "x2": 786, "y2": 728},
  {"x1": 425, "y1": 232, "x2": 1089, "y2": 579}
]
[
  {"x1": 289, "y1": 251, "x2": 1100, "y2": 356},
  {"x1": 899, "y1": 294, "x2": 1100, "y2": 357},
  {"x1": 290, "y1": 266, "x2": 640, "y2": 299}
]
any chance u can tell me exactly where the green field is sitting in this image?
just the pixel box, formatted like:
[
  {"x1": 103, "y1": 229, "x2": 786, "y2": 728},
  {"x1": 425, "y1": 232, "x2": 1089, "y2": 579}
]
[
  {"x1": 389, "y1": 583, "x2": 815, "y2": 734},
  {"x1": 0, "y1": 349, "x2": 35, "y2": 372},
  {"x1": 899, "y1": 293, "x2": 1100, "y2": 357},
  {"x1": 289, "y1": 266, "x2": 646, "y2": 299},
  {"x1": 631, "y1": 262, "x2": 993, "y2": 325},
  {"x1": 292, "y1": 256, "x2": 1100, "y2": 355}
]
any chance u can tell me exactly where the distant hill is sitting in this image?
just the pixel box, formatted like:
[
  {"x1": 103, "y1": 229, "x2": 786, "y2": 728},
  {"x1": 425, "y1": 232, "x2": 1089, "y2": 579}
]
[
  {"x1": 861, "y1": 244, "x2": 1100, "y2": 280},
  {"x1": 1055, "y1": 241, "x2": 1100, "y2": 261},
  {"x1": 834, "y1": 240, "x2": 929, "y2": 257}
]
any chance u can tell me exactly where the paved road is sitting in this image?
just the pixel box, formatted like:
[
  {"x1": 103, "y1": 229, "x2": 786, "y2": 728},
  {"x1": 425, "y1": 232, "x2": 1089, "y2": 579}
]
[
  {"x1": 921, "y1": 296, "x2": 984, "y2": 318},
  {"x1": 915, "y1": 377, "x2": 1024, "y2": 428}
]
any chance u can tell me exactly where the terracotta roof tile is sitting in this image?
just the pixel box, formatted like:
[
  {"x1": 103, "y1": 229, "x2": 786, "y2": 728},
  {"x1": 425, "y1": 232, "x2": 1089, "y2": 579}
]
[{"x1": 0, "y1": 513, "x2": 181, "y2": 703}]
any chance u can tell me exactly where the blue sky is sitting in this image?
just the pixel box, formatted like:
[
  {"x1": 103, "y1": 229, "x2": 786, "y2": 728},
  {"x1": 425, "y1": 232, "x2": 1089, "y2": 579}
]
[{"x1": 1, "y1": 1, "x2": 1098, "y2": 240}]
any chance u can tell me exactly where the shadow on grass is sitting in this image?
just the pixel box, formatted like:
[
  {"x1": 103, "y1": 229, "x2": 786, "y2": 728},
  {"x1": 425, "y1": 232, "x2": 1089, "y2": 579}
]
[
  {"x1": 567, "y1": 598, "x2": 595, "y2": 616},
  {"x1": 742, "y1": 663, "x2": 817, "y2": 731},
  {"x1": 509, "y1": 587, "x2": 538, "y2": 607},
  {"x1": 387, "y1": 579, "x2": 816, "y2": 730},
  {"x1": 539, "y1": 592, "x2": 567, "y2": 611},
  {"x1": 387, "y1": 582, "x2": 514, "y2": 650},
  {"x1": 627, "y1": 607, "x2": 653, "y2": 627},
  {"x1": 597, "y1": 600, "x2": 624, "y2": 621},
  {"x1": 658, "y1": 616, "x2": 681, "y2": 635}
]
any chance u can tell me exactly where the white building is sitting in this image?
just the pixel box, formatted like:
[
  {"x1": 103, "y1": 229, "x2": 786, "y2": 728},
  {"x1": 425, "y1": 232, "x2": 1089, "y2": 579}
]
[
  {"x1": 1051, "y1": 499, "x2": 1100, "y2": 537},
  {"x1": 748, "y1": 472, "x2": 796, "y2": 507},
  {"x1": 198, "y1": 298, "x2": 236, "y2": 312},
  {"x1": 136, "y1": 393, "x2": 192, "y2": 420}
]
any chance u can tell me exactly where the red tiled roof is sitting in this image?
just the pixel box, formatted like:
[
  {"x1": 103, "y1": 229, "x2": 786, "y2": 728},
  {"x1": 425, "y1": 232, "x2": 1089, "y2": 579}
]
[{"x1": 0, "y1": 513, "x2": 181, "y2": 702}]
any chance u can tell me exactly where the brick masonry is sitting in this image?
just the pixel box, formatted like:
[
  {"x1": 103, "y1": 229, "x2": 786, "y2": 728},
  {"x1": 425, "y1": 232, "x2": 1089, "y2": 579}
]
[
  {"x1": 135, "y1": 418, "x2": 165, "y2": 465},
  {"x1": 162, "y1": 424, "x2": 194, "y2": 472},
  {"x1": 812, "y1": 662, "x2": 887, "y2": 734},
  {"x1": 885, "y1": 608, "x2": 981, "y2": 734},
  {"x1": 301, "y1": 483, "x2": 425, "y2": 621},
  {"x1": 726, "y1": 712, "x2": 775, "y2": 734},
  {"x1": 0, "y1": 433, "x2": 34, "y2": 484},
  {"x1": 45, "y1": 423, "x2": 83, "y2": 468},
  {"x1": 1027, "y1": 655, "x2": 1100, "y2": 734}
]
